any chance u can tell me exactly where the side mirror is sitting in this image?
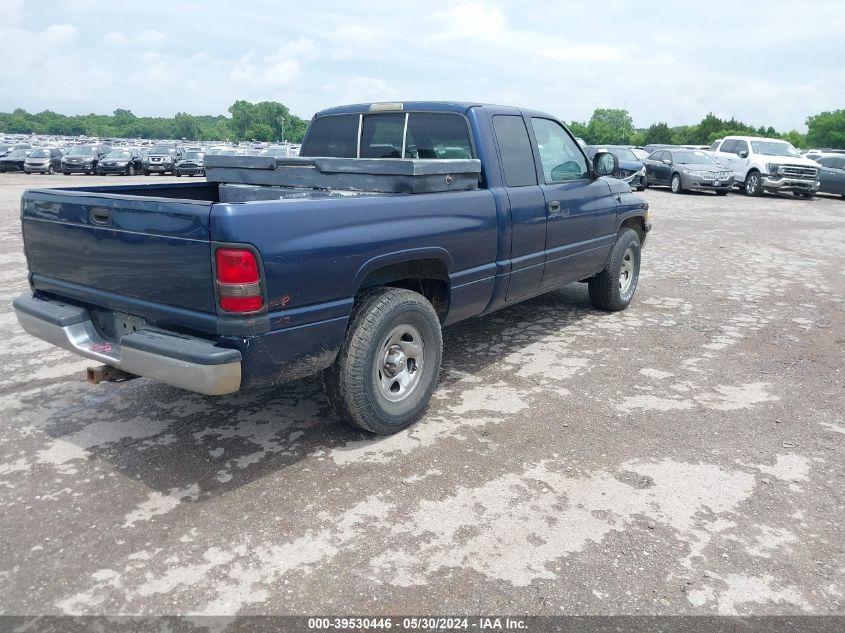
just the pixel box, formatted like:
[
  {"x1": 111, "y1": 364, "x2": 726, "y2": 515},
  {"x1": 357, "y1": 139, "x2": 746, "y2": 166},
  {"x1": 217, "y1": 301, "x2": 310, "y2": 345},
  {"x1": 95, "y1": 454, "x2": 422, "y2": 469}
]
[
  {"x1": 662, "y1": 158, "x2": 671, "y2": 165},
  {"x1": 739, "y1": 150, "x2": 748, "y2": 159},
  {"x1": 593, "y1": 151, "x2": 618, "y2": 177}
]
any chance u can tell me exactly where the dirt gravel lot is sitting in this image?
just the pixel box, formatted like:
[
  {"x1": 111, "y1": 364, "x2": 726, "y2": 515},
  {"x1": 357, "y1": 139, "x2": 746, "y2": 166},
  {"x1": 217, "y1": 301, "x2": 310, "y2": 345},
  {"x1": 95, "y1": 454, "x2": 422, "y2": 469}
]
[{"x1": 0, "y1": 172, "x2": 843, "y2": 617}]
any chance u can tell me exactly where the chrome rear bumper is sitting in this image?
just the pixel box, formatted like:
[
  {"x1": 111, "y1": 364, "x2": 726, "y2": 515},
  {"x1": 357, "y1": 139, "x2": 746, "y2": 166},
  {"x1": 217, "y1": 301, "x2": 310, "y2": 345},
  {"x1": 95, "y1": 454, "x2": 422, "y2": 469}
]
[{"x1": 13, "y1": 295, "x2": 241, "y2": 395}]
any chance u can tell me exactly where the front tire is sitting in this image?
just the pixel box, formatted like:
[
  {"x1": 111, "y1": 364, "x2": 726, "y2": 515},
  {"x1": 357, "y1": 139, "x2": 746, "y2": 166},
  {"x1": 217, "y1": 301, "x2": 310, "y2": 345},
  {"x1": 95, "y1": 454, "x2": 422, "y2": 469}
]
[
  {"x1": 745, "y1": 171, "x2": 763, "y2": 197},
  {"x1": 324, "y1": 287, "x2": 442, "y2": 435},
  {"x1": 175, "y1": 170, "x2": 181, "y2": 177},
  {"x1": 127, "y1": 164, "x2": 135, "y2": 176},
  {"x1": 588, "y1": 229, "x2": 641, "y2": 311},
  {"x1": 671, "y1": 173, "x2": 684, "y2": 194}
]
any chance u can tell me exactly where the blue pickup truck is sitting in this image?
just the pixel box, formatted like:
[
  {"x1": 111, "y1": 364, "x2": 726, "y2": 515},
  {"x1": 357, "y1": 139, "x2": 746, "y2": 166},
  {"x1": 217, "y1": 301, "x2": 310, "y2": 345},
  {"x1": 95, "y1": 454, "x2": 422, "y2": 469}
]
[{"x1": 14, "y1": 101, "x2": 650, "y2": 434}]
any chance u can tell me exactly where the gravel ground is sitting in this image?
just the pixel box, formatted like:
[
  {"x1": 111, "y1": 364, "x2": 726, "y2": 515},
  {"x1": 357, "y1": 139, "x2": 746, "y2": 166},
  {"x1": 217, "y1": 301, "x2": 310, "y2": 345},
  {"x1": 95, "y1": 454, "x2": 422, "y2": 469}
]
[{"x1": 0, "y1": 173, "x2": 843, "y2": 617}]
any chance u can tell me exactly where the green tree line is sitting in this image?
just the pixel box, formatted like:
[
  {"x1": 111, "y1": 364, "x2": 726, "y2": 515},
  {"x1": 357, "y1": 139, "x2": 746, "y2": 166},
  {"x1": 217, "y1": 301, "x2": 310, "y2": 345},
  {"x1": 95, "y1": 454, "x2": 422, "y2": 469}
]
[
  {"x1": 3, "y1": 102, "x2": 843, "y2": 149},
  {"x1": 567, "y1": 109, "x2": 845, "y2": 149},
  {"x1": 0, "y1": 100, "x2": 310, "y2": 143}
]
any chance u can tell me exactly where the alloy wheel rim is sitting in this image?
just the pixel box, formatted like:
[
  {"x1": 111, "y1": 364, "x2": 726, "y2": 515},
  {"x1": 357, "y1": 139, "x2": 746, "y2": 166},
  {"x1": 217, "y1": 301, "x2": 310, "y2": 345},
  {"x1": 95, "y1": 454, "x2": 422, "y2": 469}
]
[
  {"x1": 619, "y1": 247, "x2": 636, "y2": 294},
  {"x1": 375, "y1": 324, "x2": 424, "y2": 403}
]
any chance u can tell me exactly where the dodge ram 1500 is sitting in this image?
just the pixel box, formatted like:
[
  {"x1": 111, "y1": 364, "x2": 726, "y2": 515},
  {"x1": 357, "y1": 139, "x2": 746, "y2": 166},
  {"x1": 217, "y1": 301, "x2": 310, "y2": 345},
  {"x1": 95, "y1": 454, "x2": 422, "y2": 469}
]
[{"x1": 14, "y1": 101, "x2": 650, "y2": 434}]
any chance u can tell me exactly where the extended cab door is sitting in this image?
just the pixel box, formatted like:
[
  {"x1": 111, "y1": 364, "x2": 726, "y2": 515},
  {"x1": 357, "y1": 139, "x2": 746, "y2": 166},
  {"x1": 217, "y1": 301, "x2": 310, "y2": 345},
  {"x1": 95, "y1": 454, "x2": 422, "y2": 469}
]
[
  {"x1": 490, "y1": 114, "x2": 548, "y2": 302},
  {"x1": 528, "y1": 117, "x2": 617, "y2": 287}
]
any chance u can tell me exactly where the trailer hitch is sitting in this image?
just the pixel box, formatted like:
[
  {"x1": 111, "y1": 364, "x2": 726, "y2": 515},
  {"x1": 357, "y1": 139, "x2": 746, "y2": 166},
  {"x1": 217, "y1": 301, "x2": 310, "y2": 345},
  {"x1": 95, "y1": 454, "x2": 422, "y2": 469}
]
[{"x1": 86, "y1": 365, "x2": 138, "y2": 385}]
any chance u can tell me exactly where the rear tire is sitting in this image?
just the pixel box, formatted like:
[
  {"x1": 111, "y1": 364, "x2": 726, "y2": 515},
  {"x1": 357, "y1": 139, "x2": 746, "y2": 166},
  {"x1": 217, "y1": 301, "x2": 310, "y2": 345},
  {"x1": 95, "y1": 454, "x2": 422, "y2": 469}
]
[
  {"x1": 588, "y1": 229, "x2": 641, "y2": 312},
  {"x1": 745, "y1": 171, "x2": 763, "y2": 197},
  {"x1": 47, "y1": 165, "x2": 54, "y2": 175},
  {"x1": 175, "y1": 170, "x2": 181, "y2": 177},
  {"x1": 324, "y1": 287, "x2": 442, "y2": 435}
]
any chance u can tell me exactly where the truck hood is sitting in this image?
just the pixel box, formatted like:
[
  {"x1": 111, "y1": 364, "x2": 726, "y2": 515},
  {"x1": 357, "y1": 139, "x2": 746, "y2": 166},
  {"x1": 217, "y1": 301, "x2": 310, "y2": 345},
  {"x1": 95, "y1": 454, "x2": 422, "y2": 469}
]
[{"x1": 757, "y1": 155, "x2": 818, "y2": 167}]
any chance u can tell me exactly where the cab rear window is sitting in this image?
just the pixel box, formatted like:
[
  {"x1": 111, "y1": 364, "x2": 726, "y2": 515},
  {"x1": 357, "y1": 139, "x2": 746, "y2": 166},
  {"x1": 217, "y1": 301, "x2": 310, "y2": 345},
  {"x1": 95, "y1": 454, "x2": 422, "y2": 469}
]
[{"x1": 302, "y1": 112, "x2": 473, "y2": 160}]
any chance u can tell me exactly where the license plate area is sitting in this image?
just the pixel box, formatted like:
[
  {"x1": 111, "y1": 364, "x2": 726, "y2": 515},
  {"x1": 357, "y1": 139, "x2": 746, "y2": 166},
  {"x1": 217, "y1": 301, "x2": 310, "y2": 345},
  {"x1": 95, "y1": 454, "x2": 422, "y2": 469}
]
[{"x1": 90, "y1": 309, "x2": 147, "y2": 342}]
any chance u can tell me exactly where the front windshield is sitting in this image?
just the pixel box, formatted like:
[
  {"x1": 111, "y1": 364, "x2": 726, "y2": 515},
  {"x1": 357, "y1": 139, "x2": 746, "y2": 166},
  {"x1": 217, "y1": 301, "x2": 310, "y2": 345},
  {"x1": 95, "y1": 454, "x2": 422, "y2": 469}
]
[
  {"x1": 29, "y1": 149, "x2": 50, "y2": 158},
  {"x1": 751, "y1": 140, "x2": 800, "y2": 157},
  {"x1": 609, "y1": 148, "x2": 637, "y2": 162},
  {"x1": 150, "y1": 144, "x2": 176, "y2": 155},
  {"x1": 107, "y1": 150, "x2": 132, "y2": 158},
  {"x1": 67, "y1": 146, "x2": 97, "y2": 156},
  {"x1": 185, "y1": 151, "x2": 203, "y2": 159},
  {"x1": 673, "y1": 150, "x2": 717, "y2": 165}
]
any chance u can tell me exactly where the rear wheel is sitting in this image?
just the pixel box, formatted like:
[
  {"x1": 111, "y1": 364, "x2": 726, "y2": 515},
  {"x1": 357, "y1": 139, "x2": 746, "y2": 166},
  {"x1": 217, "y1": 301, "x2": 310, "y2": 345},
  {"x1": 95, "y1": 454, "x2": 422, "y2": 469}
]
[
  {"x1": 324, "y1": 287, "x2": 442, "y2": 435},
  {"x1": 62, "y1": 171, "x2": 70, "y2": 175},
  {"x1": 175, "y1": 170, "x2": 182, "y2": 177},
  {"x1": 588, "y1": 229, "x2": 641, "y2": 311},
  {"x1": 47, "y1": 164, "x2": 54, "y2": 175},
  {"x1": 745, "y1": 171, "x2": 763, "y2": 197}
]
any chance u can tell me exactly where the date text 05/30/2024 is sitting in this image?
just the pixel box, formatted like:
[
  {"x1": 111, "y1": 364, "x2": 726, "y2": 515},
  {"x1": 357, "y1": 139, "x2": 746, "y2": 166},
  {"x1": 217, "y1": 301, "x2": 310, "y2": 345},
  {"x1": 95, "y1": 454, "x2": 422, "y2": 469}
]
[{"x1": 307, "y1": 617, "x2": 528, "y2": 630}]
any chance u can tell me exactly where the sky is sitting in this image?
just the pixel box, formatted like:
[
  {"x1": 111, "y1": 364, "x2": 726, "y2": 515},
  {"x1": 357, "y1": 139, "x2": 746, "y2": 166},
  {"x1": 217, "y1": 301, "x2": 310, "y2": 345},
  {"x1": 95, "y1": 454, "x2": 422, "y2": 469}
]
[{"x1": 1, "y1": 0, "x2": 843, "y2": 132}]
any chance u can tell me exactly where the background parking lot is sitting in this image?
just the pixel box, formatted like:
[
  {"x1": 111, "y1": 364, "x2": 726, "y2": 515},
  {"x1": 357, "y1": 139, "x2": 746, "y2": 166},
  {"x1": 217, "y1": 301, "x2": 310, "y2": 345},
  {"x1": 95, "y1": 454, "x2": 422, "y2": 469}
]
[{"x1": 0, "y1": 174, "x2": 843, "y2": 616}]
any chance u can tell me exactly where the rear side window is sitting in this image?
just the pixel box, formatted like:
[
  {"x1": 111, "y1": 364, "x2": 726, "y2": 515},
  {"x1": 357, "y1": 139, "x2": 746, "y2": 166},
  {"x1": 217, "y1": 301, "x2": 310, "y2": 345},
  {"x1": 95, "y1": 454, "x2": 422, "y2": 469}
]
[
  {"x1": 719, "y1": 139, "x2": 737, "y2": 154},
  {"x1": 492, "y1": 115, "x2": 537, "y2": 187},
  {"x1": 301, "y1": 114, "x2": 359, "y2": 157},
  {"x1": 734, "y1": 140, "x2": 748, "y2": 155}
]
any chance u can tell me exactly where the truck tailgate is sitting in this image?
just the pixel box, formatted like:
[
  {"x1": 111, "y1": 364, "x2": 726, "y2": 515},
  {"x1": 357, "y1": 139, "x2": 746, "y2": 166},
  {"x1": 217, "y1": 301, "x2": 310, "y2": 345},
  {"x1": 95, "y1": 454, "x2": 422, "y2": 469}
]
[{"x1": 21, "y1": 189, "x2": 216, "y2": 315}]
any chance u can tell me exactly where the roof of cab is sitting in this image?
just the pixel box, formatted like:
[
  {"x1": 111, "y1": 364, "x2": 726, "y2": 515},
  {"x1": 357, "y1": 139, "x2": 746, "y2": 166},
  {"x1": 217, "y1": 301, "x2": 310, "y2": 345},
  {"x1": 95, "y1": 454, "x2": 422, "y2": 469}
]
[{"x1": 314, "y1": 101, "x2": 489, "y2": 117}]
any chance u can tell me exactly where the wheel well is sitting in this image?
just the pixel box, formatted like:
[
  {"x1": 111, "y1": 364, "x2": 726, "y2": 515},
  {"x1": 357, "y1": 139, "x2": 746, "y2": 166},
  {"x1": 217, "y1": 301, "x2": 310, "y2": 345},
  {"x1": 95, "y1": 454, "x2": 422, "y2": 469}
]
[
  {"x1": 619, "y1": 216, "x2": 646, "y2": 245},
  {"x1": 358, "y1": 258, "x2": 450, "y2": 321}
]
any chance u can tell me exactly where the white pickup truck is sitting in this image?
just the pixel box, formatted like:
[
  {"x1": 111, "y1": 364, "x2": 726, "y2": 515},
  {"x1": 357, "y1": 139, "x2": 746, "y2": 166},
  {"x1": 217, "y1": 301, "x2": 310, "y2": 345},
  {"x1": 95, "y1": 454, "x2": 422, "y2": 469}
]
[{"x1": 712, "y1": 136, "x2": 820, "y2": 198}]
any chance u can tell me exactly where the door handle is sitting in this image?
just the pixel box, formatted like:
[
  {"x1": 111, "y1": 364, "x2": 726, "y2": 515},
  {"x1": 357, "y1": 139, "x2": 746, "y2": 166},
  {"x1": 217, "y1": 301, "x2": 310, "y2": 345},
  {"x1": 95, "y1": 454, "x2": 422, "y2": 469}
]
[
  {"x1": 91, "y1": 208, "x2": 111, "y2": 225},
  {"x1": 547, "y1": 200, "x2": 561, "y2": 214}
]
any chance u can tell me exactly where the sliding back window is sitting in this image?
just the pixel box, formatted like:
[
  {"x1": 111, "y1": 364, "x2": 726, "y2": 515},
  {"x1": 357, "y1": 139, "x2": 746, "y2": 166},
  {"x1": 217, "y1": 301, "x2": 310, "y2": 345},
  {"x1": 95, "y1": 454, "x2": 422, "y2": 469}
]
[{"x1": 302, "y1": 112, "x2": 473, "y2": 160}]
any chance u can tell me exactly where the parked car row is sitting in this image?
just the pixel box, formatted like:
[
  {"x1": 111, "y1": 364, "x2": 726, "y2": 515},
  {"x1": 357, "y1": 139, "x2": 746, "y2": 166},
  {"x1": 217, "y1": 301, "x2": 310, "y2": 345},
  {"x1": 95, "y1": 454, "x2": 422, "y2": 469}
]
[
  {"x1": 0, "y1": 134, "x2": 302, "y2": 178},
  {"x1": 585, "y1": 137, "x2": 842, "y2": 200}
]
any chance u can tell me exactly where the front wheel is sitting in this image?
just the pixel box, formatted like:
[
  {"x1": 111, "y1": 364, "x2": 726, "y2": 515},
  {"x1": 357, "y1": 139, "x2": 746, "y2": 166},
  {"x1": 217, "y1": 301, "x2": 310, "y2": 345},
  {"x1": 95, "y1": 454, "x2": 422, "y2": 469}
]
[
  {"x1": 127, "y1": 164, "x2": 135, "y2": 176},
  {"x1": 745, "y1": 171, "x2": 763, "y2": 197},
  {"x1": 324, "y1": 287, "x2": 442, "y2": 435},
  {"x1": 175, "y1": 170, "x2": 181, "y2": 177},
  {"x1": 588, "y1": 229, "x2": 641, "y2": 311},
  {"x1": 670, "y1": 173, "x2": 684, "y2": 194},
  {"x1": 716, "y1": 190, "x2": 728, "y2": 196}
]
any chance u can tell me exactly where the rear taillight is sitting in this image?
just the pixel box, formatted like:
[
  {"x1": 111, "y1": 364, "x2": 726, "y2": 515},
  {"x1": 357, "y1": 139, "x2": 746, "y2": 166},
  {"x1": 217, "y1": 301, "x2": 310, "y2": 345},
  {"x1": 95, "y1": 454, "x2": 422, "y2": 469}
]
[{"x1": 215, "y1": 247, "x2": 264, "y2": 313}]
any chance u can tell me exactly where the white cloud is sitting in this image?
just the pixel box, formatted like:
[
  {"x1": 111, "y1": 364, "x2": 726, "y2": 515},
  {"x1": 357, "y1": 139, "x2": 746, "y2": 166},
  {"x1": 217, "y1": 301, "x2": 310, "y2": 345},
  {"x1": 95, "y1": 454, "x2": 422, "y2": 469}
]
[
  {"x1": 430, "y1": 2, "x2": 506, "y2": 39},
  {"x1": 102, "y1": 29, "x2": 165, "y2": 48},
  {"x1": 0, "y1": 1, "x2": 842, "y2": 132}
]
